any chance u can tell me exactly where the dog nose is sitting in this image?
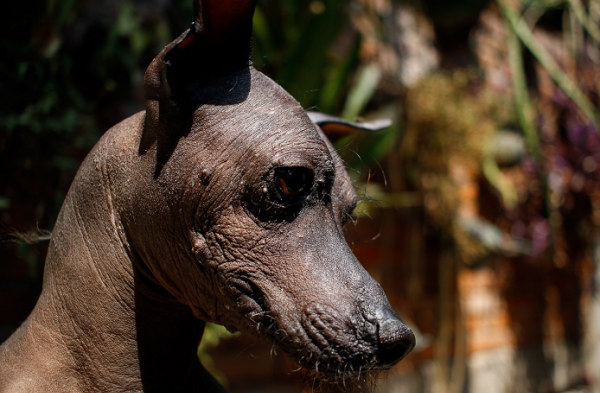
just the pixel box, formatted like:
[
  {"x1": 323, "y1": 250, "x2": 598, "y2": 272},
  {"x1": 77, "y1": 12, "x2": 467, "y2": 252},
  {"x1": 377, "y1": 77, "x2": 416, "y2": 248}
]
[{"x1": 376, "y1": 309, "x2": 416, "y2": 367}]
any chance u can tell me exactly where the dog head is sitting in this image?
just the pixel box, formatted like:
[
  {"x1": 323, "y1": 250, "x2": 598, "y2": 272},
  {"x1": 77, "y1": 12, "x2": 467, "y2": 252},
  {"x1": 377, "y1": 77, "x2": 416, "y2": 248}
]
[{"x1": 125, "y1": 0, "x2": 414, "y2": 379}]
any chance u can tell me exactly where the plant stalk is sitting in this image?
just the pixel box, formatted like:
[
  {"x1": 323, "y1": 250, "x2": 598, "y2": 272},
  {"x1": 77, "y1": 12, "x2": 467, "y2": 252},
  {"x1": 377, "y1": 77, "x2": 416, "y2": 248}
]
[{"x1": 498, "y1": 0, "x2": 600, "y2": 130}]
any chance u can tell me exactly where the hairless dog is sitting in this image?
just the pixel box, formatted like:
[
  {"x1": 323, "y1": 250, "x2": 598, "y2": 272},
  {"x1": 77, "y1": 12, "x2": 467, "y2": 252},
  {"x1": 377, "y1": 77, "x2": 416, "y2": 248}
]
[{"x1": 0, "y1": 0, "x2": 415, "y2": 391}]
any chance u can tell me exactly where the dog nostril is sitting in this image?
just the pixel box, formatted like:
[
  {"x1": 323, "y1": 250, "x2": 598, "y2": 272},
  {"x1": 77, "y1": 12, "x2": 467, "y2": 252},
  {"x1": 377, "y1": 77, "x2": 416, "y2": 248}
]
[{"x1": 377, "y1": 316, "x2": 416, "y2": 367}]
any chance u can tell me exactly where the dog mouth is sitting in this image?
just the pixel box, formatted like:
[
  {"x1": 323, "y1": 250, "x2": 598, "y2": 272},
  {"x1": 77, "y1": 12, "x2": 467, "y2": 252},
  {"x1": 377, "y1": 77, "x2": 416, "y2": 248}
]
[
  {"x1": 220, "y1": 272, "x2": 414, "y2": 381},
  {"x1": 242, "y1": 301, "x2": 401, "y2": 381},
  {"x1": 287, "y1": 307, "x2": 385, "y2": 379}
]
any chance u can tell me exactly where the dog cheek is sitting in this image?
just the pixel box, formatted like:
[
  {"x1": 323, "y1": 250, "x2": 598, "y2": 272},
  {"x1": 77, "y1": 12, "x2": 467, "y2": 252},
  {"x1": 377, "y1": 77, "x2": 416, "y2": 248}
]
[{"x1": 179, "y1": 232, "x2": 230, "y2": 324}]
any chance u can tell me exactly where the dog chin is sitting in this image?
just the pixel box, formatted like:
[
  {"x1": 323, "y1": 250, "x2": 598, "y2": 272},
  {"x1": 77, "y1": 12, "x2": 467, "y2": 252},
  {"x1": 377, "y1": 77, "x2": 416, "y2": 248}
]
[{"x1": 295, "y1": 367, "x2": 384, "y2": 393}]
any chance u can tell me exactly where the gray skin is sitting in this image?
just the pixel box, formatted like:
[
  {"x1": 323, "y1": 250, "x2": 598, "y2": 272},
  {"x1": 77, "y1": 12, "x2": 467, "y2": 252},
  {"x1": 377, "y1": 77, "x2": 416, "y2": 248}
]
[{"x1": 0, "y1": 1, "x2": 415, "y2": 391}]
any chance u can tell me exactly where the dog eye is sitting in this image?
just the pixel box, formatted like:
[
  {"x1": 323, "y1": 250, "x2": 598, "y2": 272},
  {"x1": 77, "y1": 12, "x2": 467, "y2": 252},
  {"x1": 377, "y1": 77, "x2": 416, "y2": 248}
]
[{"x1": 274, "y1": 167, "x2": 313, "y2": 201}]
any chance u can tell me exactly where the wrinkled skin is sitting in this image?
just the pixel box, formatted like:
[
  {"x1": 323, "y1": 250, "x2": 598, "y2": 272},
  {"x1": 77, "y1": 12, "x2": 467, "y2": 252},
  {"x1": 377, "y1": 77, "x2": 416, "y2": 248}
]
[{"x1": 0, "y1": 3, "x2": 414, "y2": 392}]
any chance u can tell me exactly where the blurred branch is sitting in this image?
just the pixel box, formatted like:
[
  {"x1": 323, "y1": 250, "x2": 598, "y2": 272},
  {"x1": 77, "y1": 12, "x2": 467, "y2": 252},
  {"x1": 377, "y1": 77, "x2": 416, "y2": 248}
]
[
  {"x1": 503, "y1": 14, "x2": 545, "y2": 172},
  {"x1": 482, "y1": 156, "x2": 518, "y2": 209},
  {"x1": 433, "y1": 250, "x2": 454, "y2": 393},
  {"x1": 568, "y1": 0, "x2": 600, "y2": 44},
  {"x1": 498, "y1": 0, "x2": 600, "y2": 130},
  {"x1": 457, "y1": 216, "x2": 533, "y2": 256},
  {"x1": 523, "y1": 0, "x2": 563, "y2": 26},
  {"x1": 502, "y1": 1, "x2": 567, "y2": 247},
  {"x1": 449, "y1": 264, "x2": 467, "y2": 393}
]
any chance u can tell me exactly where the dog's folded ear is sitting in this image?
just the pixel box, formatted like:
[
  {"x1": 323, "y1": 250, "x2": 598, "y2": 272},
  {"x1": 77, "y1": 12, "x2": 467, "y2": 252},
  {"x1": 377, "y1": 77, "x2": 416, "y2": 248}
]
[
  {"x1": 162, "y1": 0, "x2": 258, "y2": 100},
  {"x1": 307, "y1": 112, "x2": 392, "y2": 144}
]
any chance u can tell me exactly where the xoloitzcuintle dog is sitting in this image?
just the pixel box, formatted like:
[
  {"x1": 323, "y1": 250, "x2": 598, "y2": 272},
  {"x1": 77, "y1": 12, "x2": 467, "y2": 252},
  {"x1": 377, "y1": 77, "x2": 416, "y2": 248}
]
[{"x1": 0, "y1": 0, "x2": 415, "y2": 391}]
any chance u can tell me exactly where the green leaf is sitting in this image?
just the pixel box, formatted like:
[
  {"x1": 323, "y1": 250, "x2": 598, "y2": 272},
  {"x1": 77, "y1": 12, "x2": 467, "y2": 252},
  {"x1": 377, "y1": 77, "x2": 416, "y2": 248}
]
[{"x1": 341, "y1": 63, "x2": 381, "y2": 121}]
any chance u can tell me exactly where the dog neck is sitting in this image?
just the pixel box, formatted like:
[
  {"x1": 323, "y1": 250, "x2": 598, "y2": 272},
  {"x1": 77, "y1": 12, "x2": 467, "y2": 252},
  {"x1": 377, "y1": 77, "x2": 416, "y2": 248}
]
[{"x1": 1, "y1": 114, "x2": 225, "y2": 392}]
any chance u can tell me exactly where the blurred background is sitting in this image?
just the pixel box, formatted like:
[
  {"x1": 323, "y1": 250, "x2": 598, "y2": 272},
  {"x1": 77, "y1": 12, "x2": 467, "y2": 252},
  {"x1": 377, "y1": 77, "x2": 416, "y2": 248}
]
[{"x1": 2, "y1": 0, "x2": 600, "y2": 392}]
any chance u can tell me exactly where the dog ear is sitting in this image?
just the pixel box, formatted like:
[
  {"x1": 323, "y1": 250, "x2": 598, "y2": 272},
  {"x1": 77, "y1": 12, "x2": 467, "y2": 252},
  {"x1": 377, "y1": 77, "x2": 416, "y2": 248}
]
[
  {"x1": 141, "y1": 0, "x2": 258, "y2": 176},
  {"x1": 307, "y1": 112, "x2": 392, "y2": 144},
  {"x1": 163, "y1": 0, "x2": 258, "y2": 99}
]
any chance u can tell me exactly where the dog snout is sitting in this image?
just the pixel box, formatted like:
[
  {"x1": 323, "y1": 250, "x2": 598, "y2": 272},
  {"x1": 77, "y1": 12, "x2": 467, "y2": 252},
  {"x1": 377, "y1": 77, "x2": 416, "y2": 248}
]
[{"x1": 376, "y1": 308, "x2": 415, "y2": 367}]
